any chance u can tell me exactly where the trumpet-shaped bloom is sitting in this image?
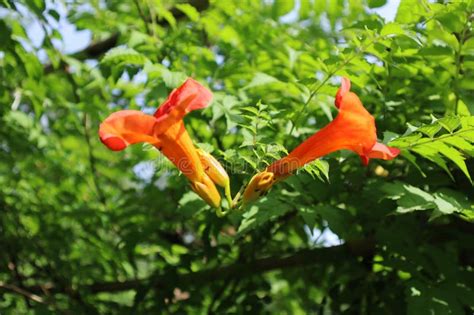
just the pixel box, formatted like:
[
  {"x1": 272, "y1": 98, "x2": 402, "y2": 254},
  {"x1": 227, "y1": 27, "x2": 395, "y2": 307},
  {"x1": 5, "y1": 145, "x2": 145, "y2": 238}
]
[
  {"x1": 99, "y1": 78, "x2": 225, "y2": 208},
  {"x1": 243, "y1": 77, "x2": 400, "y2": 204}
]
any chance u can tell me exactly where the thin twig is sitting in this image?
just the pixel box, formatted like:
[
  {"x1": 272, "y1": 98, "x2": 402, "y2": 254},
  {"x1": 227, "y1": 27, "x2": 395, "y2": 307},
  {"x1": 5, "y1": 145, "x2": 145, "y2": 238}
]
[
  {"x1": 63, "y1": 71, "x2": 107, "y2": 207},
  {"x1": 145, "y1": 0, "x2": 159, "y2": 42},
  {"x1": 36, "y1": 18, "x2": 107, "y2": 207},
  {"x1": 133, "y1": 0, "x2": 152, "y2": 35},
  {"x1": 0, "y1": 282, "x2": 46, "y2": 305},
  {"x1": 452, "y1": 10, "x2": 473, "y2": 114},
  {"x1": 23, "y1": 243, "x2": 358, "y2": 295}
]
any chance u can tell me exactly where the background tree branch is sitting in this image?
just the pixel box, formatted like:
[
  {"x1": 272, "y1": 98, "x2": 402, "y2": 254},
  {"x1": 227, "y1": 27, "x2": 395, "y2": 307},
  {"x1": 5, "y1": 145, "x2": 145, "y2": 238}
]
[
  {"x1": 43, "y1": 0, "x2": 210, "y2": 73},
  {"x1": 20, "y1": 243, "x2": 362, "y2": 295}
]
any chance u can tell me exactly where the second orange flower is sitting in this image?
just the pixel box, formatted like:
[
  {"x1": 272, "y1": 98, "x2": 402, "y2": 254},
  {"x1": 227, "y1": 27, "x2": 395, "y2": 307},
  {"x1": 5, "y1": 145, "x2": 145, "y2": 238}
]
[{"x1": 242, "y1": 77, "x2": 400, "y2": 204}]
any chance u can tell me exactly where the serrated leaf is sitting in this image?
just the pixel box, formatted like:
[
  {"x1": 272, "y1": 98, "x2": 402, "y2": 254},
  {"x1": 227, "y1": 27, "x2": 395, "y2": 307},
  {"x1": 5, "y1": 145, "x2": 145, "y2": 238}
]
[
  {"x1": 381, "y1": 23, "x2": 405, "y2": 36},
  {"x1": 461, "y1": 129, "x2": 474, "y2": 142},
  {"x1": 299, "y1": 0, "x2": 311, "y2": 19},
  {"x1": 433, "y1": 195, "x2": 458, "y2": 215},
  {"x1": 240, "y1": 155, "x2": 257, "y2": 169},
  {"x1": 238, "y1": 198, "x2": 292, "y2": 235},
  {"x1": 397, "y1": 185, "x2": 435, "y2": 213},
  {"x1": 382, "y1": 182, "x2": 471, "y2": 217},
  {"x1": 272, "y1": 0, "x2": 294, "y2": 18},
  {"x1": 369, "y1": 0, "x2": 387, "y2": 8},
  {"x1": 175, "y1": 3, "x2": 200, "y2": 22},
  {"x1": 243, "y1": 72, "x2": 280, "y2": 90},
  {"x1": 211, "y1": 94, "x2": 243, "y2": 130},
  {"x1": 161, "y1": 69, "x2": 187, "y2": 89},
  {"x1": 437, "y1": 116, "x2": 461, "y2": 133},
  {"x1": 160, "y1": 9, "x2": 176, "y2": 28},
  {"x1": 298, "y1": 77, "x2": 318, "y2": 86},
  {"x1": 389, "y1": 133, "x2": 422, "y2": 147},
  {"x1": 442, "y1": 137, "x2": 474, "y2": 155},
  {"x1": 400, "y1": 150, "x2": 426, "y2": 177},
  {"x1": 300, "y1": 206, "x2": 318, "y2": 226},
  {"x1": 417, "y1": 124, "x2": 441, "y2": 138},
  {"x1": 240, "y1": 114, "x2": 256, "y2": 120},
  {"x1": 411, "y1": 145, "x2": 452, "y2": 179},
  {"x1": 394, "y1": 116, "x2": 474, "y2": 181},
  {"x1": 427, "y1": 142, "x2": 471, "y2": 182},
  {"x1": 240, "y1": 106, "x2": 260, "y2": 115},
  {"x1": 395, "y1": 0, "x2": 425, "y2": 24},
  {"x1": 382, "y1": 182, "x2": 435, "y2": 213},
  {"x1": 239, "y1": 124, "x2": 256, "y2": 132},
  {"x1": 102, "y1": 47, "x2": 149, "y2": 65},
  {"x1": 302, "y1": 159, "x2": 329, "y2": 182}
]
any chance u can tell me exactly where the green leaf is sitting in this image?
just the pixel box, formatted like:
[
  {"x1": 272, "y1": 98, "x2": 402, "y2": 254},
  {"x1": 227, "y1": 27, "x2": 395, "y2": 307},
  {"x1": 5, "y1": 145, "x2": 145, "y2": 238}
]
[
  {"x1": 432, "y1": 193, "x2": 460, "y2": 215},
  {"x1": 442, "y1": 137, "x2": 474, "y2": 155},
  {"x1": 395, "y1": 0, "x2": 425, "y2": 24},
  {"x1": 219, "y1": 25, "x2": 240, "y2": 45},
  {"x1": 302, "y1": 159, "x2": 330, "y2": 182},
  {"x1": 102, "y1": 47, "x2": 149, "y2": 65},
  {"x1": 161, "y1": 69, "x2": 188, "y2": 89},
  {"x1": 428, "y1": 142, "x2": 471, "y2": 182},
  {"x1": 382, "y1": 182, "x2": 435, "y2": 213},
  {"x1": 175, "y1": 3, "x2": 200, "y2": 22},
  {"x1": 417, "y1": 124, "x2": 441, "y2": 138},
  {"x1": 25, "y1": 0, "x2": 45, "y2": 15},
  {"x1": 272, "y1": 0, "x2": 294, "y2": 18},
  {"x1": 368, "y1": 0, "x2": 387, "y2": 8},
  {"x1": 243, "y1": 72, "x2": 280, "y2": 90},
  {"x1": 393, "y1": 116, "x2": 474, "y2": 181},
  {"x1": 400, "y1": 150, "x2": 426, "y2": 177},
  {"x1": 159, "y1": 9, "x2": 177, "y2": 28},
  {"x1": 211, "y1": 94, "x2": 243, "y2": 130},
  {"x1": 308, "y1": 205, "x2": 352, "y2": 237},
  {"x1": 299, "y1": 0, "x2": 311, "y2": 19},
  {"x1": 382, "y1": 182, "x2": 470, "y2": 217},
  {"x1": 437, "y1": 116, "x2": 461, "y2": 133},
  {"x1": 411, "y1": 145, "x2": 452, "y2": 179},
  {"x1": 238, "y1": 198, "x2": 292, "y2": 235},
  {"x1": 380, "y1": 23, "x2": 405, "y2": 36}
]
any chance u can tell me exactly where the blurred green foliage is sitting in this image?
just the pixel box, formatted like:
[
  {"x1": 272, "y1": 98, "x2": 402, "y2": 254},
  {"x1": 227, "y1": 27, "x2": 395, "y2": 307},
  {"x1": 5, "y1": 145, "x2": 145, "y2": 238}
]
[{"x1": 0, "y1": 0, "x2": 473, "y2": 314}]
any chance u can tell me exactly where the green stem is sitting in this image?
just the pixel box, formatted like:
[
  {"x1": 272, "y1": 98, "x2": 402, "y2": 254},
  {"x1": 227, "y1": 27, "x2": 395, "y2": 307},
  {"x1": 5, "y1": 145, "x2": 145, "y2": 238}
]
[
  {"x1": 224, "y1": 183, "x2": 233, "y2": 209},
  {"x1": 452, "y1": 10, "x2": 472, "y2": 114},
  {"x1": 133, "y1": 0, "x2": 151, "y2": 35}
]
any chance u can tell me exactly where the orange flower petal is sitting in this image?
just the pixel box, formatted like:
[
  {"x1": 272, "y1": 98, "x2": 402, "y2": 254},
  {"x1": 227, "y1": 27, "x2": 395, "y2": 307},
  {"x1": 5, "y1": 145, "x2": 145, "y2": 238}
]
[
  {"x1": 360, "y1": 142, "x2": 400, "y2": 166},
  {"x1": 158, "y1": 121, "x2": 203, "y2": 182},
  {"x1": 153, "y1": 78, "x2": 213, "y2": 135},
  {"x1": 154, "y1": 78, "x2": 212, "y2": 117},
  {"x1": 99, "y1": 110, "x2": 159, "y2": 151},
  {"x1": 335, "y1": 77, "x2": 351, "y2": 108}
]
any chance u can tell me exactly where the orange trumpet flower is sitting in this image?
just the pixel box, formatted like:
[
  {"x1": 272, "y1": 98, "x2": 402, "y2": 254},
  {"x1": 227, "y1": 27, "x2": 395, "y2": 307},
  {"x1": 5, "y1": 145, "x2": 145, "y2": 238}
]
[
  {"x1": 242, "y1": 77, "x2": 400, "y2": 204},
  {"x1": 99, "y1": 78, "x2": 230, "y2": 210}
]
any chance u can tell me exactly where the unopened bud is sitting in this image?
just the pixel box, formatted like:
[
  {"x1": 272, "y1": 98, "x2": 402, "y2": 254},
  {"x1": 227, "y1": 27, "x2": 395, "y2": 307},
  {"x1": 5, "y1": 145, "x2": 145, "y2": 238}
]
[
  {"x1": 196, "y1": 149, "x2": 229, "y2": 188},
  {"x1": 242, "y1": 171, "x2": 276, "y2": 204},
  {"x1": 191, "y1": 175, "x2": 221, "y2": 208},
  {"x1": 197, "y1": 149, "x2": 233, "y2": 208}
]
